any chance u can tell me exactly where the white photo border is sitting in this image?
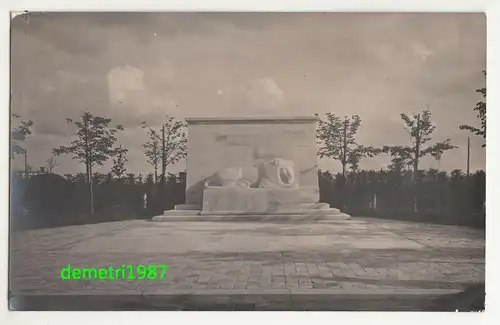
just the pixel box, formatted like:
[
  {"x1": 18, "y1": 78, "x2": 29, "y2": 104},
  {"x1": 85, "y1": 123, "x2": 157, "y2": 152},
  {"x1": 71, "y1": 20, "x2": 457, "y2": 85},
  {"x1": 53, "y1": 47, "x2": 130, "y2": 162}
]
[{"x1": 1, "y1": 0, "x2": 498, "y2": 324}]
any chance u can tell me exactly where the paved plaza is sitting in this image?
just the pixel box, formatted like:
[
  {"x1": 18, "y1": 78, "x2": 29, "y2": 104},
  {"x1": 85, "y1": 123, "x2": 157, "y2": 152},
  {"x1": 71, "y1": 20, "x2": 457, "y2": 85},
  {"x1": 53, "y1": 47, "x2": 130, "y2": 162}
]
[{"x1": 9, "y1": 217, "x2": 485, "y2": 310}]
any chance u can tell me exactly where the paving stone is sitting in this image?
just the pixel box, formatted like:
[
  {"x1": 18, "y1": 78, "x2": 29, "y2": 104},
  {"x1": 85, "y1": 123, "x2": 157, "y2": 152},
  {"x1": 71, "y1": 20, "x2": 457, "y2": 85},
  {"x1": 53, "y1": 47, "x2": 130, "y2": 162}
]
[{"x1": 9, "y1": 217, "x2": 484, "y2": 297}]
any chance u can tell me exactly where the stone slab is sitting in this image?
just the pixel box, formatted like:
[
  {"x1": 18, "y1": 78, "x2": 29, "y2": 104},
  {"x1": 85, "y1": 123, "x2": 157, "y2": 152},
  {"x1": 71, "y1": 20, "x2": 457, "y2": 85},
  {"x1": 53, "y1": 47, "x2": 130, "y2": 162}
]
[
  {"x1": 152, "y1": 214, "x2": 351, "y2": 222},
  {"x1": 199, "y1": 202, "x2": 335, "y2": 214},
  {"x1": 202, "y1": 187, "x2": 320, "y2": 213},
  {"x1": 12, "y1": 287, "x2": 472, "y2": 311},
  {"x1": 161, "y1": 210, "x2": 199, "y2": 217},
  {"x1": 199, "y1": 209, "x2": 348, "y2": 217},
  {"x1": 174, "y1": 204, "x2": 201, "y2": 210}
]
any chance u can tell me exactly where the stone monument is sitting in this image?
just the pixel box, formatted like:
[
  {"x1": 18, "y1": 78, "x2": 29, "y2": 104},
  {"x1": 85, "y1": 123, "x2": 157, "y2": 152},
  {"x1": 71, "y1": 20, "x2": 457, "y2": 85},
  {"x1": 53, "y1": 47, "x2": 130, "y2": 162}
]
[{"x1": 153, "y1": 116, "x2": 350, "y2": 220}]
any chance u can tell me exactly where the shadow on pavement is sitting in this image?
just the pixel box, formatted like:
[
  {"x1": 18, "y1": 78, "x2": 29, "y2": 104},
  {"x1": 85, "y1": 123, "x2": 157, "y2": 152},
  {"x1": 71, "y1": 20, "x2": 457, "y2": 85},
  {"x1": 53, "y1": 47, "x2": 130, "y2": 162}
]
[{"x1": 10, "y1": 284, "x2": 484, "y2": 311}]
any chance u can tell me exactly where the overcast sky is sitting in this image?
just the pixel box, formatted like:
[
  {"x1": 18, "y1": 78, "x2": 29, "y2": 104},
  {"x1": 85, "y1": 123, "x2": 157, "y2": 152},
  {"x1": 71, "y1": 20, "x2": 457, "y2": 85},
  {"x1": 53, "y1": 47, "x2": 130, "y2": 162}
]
[{"x1": 11, "y1": 12, "x2": 486, "y2": 176}]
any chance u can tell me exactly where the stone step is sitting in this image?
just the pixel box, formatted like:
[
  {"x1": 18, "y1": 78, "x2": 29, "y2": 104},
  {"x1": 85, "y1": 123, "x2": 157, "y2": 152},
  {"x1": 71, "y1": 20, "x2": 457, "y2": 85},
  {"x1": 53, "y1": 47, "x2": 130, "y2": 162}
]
[
  {"x1": 151, "y1": 214, "x2": 351, "y2": 222},
  {"x1": 154, "y1": 204, "x2": 349, "y2": 221},
  {"x1": 199, "y1": 208, "x2": 348, "y2": 218},
  {"x1": 161, "y1": 210, "x2": 200, "y2": 216},
  {"x1": 173, "y1": 203, "x2": 332, "y2": 211},
  {"x1": 174, "y1": 204, "x2": 201, "y2": 211},
  {"x1": 153, "y1": 210, "x2": 200, "y2": 222},
  {"x1": 199, "y1": 203, "x2": 338, "y2": 215},
  {"x1": 279, "y1": 202, "x2": 331, "y2": 210}
]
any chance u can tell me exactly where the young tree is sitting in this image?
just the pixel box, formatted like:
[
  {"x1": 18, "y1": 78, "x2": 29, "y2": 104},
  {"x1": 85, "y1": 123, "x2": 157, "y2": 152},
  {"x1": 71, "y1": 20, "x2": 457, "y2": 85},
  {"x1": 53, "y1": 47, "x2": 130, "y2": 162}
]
[
  {"x1": 141, "y1": 124, "x2": 161, "y2": 182},
  {"x1": 105, "y1": 172, "x2": 113, "y2": 183},
  {"x1": 111, "y1": 145, "x2": 128, "y2": 180},
  {"x1": 347, "y1": 145, "x2": 381, "y2": 172},
  {"x1": 11, "y1": 114, "x2": 34, "y2": 179},
  {"x1": 145, "y1": 173, "x2": 154, "y2": 185},
  {"x1": 316, "y1": 113, "x2": 381, "y2": 210},
  {"x1": 125, "y1": 173, "x2": 136, "y2": 185},
  {"x1": 92, "y1": 172, "x2": 108, "y2": 185},
  {"x1": 386, "y1": 109, "x2": 456, "y2": 212},
  {"x1": 316, "y1": 113, "x2": 380, "y2": 178},
  {"x1": 53, "y1": 112, "x2": 124, "y2": 215},
  {"x1": 74, "y1": 172, "x2": 88, "y2": 183},
  {"x1": 11, "y1": 113, "x2": 33, "y2": 158},
  {"x1": 460, "y1": 70, "x2": 486, "y2": 147},
  {"x1": 451, "y1": 169, "x2": 464, "y2": 181},
  {"x1": 45, "y1": 155, "x2": 60, "y2": 174},
  {"x1": 426, "y1": 168, "x2": 439, "y2": 181},
  {"x1": 382, "y1": 146, "x2": 413, "y2": 173},
  {"x1": 63, "y1": 174, "x2": 75, "y2": 182},
  {"x1": 429, "y1": 140, "x2": 455, "y2": 170},
  {"x1": 142, "y1": 116, "x2": 187, "y2": 208},
  {"x1": 136, "y1": 173, "x2": 144, "y2": 185}
]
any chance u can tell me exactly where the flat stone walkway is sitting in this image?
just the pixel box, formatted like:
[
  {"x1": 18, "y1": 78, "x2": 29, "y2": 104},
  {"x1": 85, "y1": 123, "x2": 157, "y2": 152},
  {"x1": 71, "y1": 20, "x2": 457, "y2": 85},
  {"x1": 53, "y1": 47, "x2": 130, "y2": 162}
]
[{"x1": 9, "y1": 217, "x2": 485, "y2": 310}]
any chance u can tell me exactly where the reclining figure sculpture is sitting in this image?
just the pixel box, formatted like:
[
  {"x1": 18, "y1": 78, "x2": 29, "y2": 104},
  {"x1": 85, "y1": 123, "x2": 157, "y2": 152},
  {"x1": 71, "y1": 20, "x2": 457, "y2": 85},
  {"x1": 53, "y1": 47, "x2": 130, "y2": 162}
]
[{"x1": 204, "y1": 158, "x2": 298, "y2": 189}]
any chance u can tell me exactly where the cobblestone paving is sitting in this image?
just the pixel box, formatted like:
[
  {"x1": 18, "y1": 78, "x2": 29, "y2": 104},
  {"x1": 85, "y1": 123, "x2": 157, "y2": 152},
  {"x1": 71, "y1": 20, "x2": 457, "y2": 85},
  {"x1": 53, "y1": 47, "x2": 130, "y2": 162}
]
[{"x1": 9, "y1": 218, "x2": 485, "y2": 296}]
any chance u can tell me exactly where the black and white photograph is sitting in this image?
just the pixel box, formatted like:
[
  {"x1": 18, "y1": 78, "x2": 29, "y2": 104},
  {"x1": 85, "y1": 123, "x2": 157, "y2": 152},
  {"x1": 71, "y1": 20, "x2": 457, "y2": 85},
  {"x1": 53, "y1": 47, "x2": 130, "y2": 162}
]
[{"x1": 8, "y1": 11, "x2": 487, "y2": 311}]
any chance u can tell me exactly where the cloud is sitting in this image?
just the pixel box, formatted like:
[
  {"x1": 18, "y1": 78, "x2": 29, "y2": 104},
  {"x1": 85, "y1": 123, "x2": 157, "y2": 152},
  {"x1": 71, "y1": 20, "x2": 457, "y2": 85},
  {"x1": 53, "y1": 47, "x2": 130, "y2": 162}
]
[
  {"x1": 107, "y1": 65, "x2": 145, "y2": 105},
  {"x1": 212, "y1": 77, "x2": 286, "y2": 116},
  {"x1": 10, "y1": 13, "x2": 486, "y2": 175},
  {"x1": 412, "y1": 43, "x2": 434, "y2": 61},
  {"x1": 106, "y1": 64, "x2": 182, "y2": 126},
  {"x1": 245, "y1": 77, "x2": 285, "y2": 112}
]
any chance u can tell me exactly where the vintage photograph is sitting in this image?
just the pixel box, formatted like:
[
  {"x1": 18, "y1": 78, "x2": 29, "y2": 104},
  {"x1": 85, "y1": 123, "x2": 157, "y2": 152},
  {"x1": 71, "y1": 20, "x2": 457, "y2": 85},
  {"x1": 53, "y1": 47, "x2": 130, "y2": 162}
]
[{"x1": 9, "y1": 12, "x2": 486, "y2": 311}]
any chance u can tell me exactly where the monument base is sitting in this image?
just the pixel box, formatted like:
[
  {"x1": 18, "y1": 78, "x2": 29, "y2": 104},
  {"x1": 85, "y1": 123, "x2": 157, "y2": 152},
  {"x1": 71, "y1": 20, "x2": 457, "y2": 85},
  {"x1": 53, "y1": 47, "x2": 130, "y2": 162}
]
[
  {"x1": 202, "y1": 187, "x2": 319, "y2": 212},
  {"x1": 152, "y1": 212, "x2": 351, "y2": 222},
  {"x1": 153, "y1": 187, "x2": 351, "y2": 221}
]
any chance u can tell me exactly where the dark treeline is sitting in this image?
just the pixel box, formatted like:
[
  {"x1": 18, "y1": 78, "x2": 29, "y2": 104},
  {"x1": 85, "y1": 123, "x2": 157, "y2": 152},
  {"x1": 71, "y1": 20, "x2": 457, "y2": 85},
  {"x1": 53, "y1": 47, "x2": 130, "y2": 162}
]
[
  {"x1": 10, "y1": 110, "x2": 188, "y2": 230},
  {"x1": 11, "y1": 167, "x2": 485, "y2": 229},
  {"x1": 11, "y1": 172, "x2": 186, "y2": 229},
  {"x1": 319, "y1": 169, "x2": 485, "y2": 228}
]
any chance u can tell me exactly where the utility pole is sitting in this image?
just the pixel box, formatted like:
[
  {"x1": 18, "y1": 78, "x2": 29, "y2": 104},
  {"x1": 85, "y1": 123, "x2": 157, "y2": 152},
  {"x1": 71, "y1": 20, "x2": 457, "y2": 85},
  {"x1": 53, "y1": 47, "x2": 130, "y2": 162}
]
[{"x1": 467, "y1": 136, "x2": 471, "y2": 177}]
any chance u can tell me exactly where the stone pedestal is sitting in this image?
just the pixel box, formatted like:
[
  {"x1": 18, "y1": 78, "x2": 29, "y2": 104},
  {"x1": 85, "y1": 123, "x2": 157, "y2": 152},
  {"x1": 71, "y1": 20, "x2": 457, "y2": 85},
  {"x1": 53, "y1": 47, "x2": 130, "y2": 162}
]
[
  {"x1": 202, "y1": 187, "x2": 319, "y2": 214},
  {"x1": 153, "y1": 116, "x2": 351, "y2": 221}
]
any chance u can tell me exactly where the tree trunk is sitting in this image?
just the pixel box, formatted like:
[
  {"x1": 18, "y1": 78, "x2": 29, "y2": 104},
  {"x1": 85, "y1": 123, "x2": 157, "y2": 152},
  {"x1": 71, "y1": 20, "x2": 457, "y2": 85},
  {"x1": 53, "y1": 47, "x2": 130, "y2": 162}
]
[
  {"x1": 89, "y1": 165, "x2": 94, "y2": 215},
  {"x1": 413, "y1": 114, "x2": 421, "y2": 214},
  {"x1": 83, "y1": 118, "x2": 94, "y2": 215},
  {"x1": 412, "y1": 163, "x2": 418, "y2": 214},
  {"x1": 342, "y1": 119, "x2": 348, "y2": 180},
  {"x1": 437, "y1": 179, "x2": 442, "y2": 215},
  {"x1": 341, "y1": 119, "x2": 348, "y2": 210},
  {"x1": 340, "y1": 162, "x2": 346, "y2": 210},
  {"x1": 86, "y1": 161, "x2": 94, "y2": 215},
  {"x1": 467, "y1": 136, "x2": 471, "y2": 177},
  {"x1": 160, "y1": 125, "x2": 166, "y2": 211},
  {"x1": 437, "y1": 158, "x2": 441, "y2": 215}
]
